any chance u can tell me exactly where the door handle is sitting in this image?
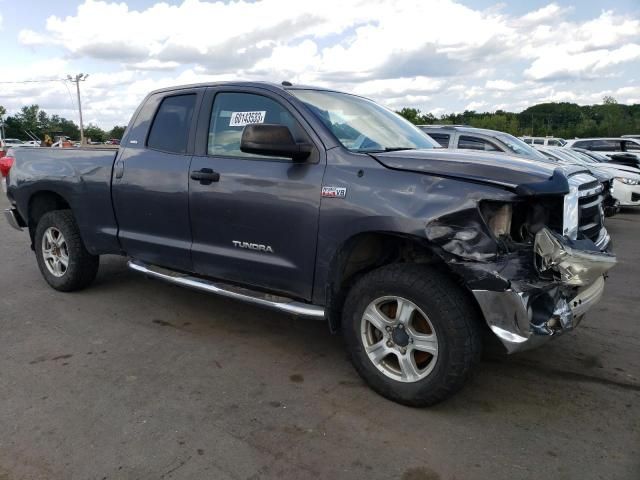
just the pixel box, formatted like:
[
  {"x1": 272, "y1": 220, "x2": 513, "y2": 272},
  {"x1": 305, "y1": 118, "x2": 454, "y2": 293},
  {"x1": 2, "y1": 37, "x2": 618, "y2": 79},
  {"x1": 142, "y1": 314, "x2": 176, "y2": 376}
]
[
  {"x1": 114, "y1": 160, "x2": 125, "y2": 179},
  {"x1": 190, "y1": 168, "x2": 220, "y2": 185}
]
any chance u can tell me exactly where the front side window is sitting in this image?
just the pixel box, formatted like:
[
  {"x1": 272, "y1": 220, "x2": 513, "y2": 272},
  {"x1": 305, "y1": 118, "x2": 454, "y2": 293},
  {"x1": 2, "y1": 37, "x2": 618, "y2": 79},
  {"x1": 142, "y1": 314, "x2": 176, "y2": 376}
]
[
  {"x1": 208, "y1": 92, "x2": 302, "y2": 159},
  {"x1": 458, "y1": 136, "x2": 500, "y2": 152},
  {"x1": 623, "y1": 140, "x2": 640, "y2": 152},
  {"x1": 533, "y1": 138, "x2": 544, "y2": 145},
  {"x1": 495, "y1": 133, "x2": 548, "y2": 160},
  {"x1": 147, "y1": 94, "x2": 196, "y2": 154},
  {"x1": 290, "y1": 89, "x2": 439, "y2": 152}
]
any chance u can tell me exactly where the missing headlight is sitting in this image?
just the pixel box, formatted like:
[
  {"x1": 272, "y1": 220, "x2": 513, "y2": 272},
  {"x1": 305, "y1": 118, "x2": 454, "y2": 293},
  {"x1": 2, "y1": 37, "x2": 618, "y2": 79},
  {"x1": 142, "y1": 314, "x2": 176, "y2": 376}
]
[{"x1": 481, "y1": 199, "x2": 563, "y2": 246}]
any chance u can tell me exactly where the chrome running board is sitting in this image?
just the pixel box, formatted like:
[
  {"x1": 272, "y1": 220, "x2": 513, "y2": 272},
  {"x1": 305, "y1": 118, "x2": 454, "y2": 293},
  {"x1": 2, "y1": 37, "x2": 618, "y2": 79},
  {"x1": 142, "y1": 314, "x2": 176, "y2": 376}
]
[{"x1": 127, "y1": 259, "x2": 326, "y2": 319}]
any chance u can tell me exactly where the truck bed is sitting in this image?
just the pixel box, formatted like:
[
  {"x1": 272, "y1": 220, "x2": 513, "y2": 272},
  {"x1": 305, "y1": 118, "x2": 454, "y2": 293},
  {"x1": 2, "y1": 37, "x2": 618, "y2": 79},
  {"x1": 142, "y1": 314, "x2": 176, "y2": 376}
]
[{"x1": 6, "y1": 147, "x2": 121, "y2": 255}]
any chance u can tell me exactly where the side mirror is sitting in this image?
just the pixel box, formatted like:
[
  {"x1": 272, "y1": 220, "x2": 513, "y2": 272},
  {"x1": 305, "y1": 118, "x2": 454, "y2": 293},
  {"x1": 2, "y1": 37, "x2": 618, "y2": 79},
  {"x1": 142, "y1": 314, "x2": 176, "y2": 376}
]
[{"x1": 240, "y1": 124, "x2": 312, "y2": 161}]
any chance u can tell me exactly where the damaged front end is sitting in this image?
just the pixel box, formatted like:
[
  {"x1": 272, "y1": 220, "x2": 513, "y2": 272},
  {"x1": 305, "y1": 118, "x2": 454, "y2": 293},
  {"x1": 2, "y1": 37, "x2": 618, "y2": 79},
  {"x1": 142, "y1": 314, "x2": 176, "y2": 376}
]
[{"x1": 426, "y1": 171, "x2": 616, "y2": 353}]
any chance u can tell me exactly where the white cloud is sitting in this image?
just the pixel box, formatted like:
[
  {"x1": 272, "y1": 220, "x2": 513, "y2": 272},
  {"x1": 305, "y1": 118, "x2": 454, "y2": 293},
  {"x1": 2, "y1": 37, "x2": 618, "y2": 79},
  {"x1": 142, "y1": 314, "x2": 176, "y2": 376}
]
[
  {"x1": 485, "y1": 80, "x2": 519, "y2": 91},
  {"x1": 519, "y1": 3, "x2": 570, "y2": 25},
  {"x1": 3, "y1": 1, "x2": 640, "y2": 128},
  {"x1": 465, "y1": 101, "x2": 488, "y2": 111},
  {"x1": 525, "y1": 43, "x2": 640, "y2": 80}
]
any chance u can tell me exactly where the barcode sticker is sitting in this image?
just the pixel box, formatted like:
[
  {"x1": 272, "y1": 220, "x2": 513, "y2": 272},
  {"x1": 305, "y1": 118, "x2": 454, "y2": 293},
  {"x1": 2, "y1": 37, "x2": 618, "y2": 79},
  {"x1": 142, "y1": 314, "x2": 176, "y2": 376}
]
[{"x1": 229, "y1": 111, "x2": 266, "y2": 127}]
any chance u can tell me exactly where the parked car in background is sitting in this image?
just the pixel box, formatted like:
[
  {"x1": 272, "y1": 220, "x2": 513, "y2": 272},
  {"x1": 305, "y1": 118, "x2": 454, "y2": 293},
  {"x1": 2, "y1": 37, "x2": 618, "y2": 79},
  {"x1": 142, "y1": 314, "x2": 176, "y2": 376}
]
[
  {"x1": 2, "y1": 138, "x2": 26, "y2": 148},
  {"x1": 535, "y1": 146, "x2": 618, "y2": 216},
  {"x1": 521, "y1": 136, "x2": 566, "y2": 146},
  {"x1": 105, "y1": 139, "x2": 121, "y2": 145},
  {"x1": 564, "y1": 138, "x2": 640, "y2": 168},
  {"x1": 24, "y1": 140, "x2": 41, "y2": 147},
  {"x1": 570, "y1": 148, "x2": 640, "y2": 208},
  {"x1": 417, "y1": 125, "x2": 549, "y2": 161},
  {"x1": 2, "y1": 81, "x2": 616, "y2": 406}
]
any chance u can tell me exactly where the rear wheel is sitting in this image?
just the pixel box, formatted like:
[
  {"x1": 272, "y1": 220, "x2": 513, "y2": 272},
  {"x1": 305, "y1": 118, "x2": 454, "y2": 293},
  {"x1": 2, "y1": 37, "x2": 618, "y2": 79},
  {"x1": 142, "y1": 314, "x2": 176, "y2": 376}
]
[
  {"x1": 34, "y1": 210, "x2": 99, "y2": 291},
  {"x1": 342, "y1": 264, "x2": 482, "y2": 406}
]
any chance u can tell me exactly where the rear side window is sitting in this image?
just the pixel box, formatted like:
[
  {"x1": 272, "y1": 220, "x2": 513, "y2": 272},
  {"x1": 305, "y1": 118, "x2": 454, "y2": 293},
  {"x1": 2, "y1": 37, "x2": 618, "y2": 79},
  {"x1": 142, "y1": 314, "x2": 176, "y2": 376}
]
[
  {"x1": 533, "y1": 138, "x2": 544, "y2": 145},
  {"x1": 427, "y1": 133, "x2": 450, "y2": 147},
  {"x1": 572, "y1": 140, "x2": 589, "y2": 148},
  {"x1": 208, "y1": 92, "x2": 302, "y2": 159},
  {"x1": 590, "y1": 140, "x2": 618, "y2": 152},
  {"x1": 624, "y1": 141, "x2": 640, "y2": 152},
  {"x1": 147, "y1": 94, "x2": 196, "y2": 153},
  {"x1": 523, "y1": 138, "x2": 532, "y2": 144},
  {"x1": 458, "y1": 136, "x2": 500, "y2": 152}
]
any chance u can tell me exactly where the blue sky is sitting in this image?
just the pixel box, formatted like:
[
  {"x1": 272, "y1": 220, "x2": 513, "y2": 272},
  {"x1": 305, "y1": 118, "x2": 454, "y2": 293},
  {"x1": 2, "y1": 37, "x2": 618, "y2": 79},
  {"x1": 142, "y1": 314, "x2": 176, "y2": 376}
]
[{"x1": 1, "y1": 0, "x2": 639, "y2": 129}]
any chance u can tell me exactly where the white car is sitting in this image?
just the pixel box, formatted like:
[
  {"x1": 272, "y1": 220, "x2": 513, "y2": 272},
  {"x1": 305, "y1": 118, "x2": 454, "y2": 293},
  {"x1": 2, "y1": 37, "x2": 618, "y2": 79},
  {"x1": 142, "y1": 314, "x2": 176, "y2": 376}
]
[
  {"x1": 571, "y1": 148, "x2": 640, "y2": 207},
  {"x1": 0, "y1": 138, "x2": 26, "y2": 149}
]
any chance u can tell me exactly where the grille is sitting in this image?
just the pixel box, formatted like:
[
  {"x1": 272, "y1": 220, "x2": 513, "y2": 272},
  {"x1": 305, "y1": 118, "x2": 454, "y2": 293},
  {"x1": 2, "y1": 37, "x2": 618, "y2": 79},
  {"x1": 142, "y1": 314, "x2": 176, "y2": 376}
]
[{"x1": 577, "y1": 178, "x2": 604, "y2": 243}]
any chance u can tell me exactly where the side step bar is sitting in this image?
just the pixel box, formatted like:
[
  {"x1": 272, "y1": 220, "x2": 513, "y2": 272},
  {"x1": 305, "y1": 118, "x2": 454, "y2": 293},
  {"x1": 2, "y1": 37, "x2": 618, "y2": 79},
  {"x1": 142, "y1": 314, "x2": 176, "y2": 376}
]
[{"x1": 128, "y1": 260, "x2": 326, "y2": 319}]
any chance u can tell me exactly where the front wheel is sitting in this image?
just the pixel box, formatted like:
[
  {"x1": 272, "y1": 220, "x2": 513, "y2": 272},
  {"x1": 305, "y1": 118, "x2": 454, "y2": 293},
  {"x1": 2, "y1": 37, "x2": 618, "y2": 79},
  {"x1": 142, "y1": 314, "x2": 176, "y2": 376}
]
[
  {"x1": 34, "y1": 210, "x2": 99, "y2": 292},
  {"x1": 342, "y1": 264, "x2": 482, "y2": 406}
]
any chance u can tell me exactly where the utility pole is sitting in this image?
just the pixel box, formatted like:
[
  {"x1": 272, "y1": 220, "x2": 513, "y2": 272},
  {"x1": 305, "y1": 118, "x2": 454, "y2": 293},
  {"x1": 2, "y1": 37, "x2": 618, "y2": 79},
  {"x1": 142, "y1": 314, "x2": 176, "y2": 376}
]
[{"x1": 67, "y1": 73, "x2": 89, "y2": 145}]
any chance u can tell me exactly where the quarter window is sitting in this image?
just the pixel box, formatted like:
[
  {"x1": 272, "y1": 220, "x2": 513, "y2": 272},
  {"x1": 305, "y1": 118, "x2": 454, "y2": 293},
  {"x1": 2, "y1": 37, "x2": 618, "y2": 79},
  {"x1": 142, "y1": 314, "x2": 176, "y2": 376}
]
[
  {"x1": 458, "y1": 136, "x2": 500, "y2": 152},
  {"x1": 147, "y1": 94, "x2": 196, "y2": 154},
  {"x1": 208, "y1": 92, "x2": 302, "y2": 159}
]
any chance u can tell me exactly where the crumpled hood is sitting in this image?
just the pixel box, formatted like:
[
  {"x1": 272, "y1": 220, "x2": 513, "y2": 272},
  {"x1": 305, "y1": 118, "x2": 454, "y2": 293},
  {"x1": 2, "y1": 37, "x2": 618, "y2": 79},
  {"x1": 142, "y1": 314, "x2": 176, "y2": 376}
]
[{"x1": 371, "y1": 148, "x2": 591, "y2": 190}]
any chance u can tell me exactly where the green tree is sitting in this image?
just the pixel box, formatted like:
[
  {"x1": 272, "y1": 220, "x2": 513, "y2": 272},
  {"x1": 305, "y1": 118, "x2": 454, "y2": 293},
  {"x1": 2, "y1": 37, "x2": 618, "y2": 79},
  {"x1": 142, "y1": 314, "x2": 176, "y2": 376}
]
[
  {"x1": 84, "y1": 124, "x2": 106, "y2": 143},
  {"x1": 107, "y1": 125, "x2": 126, "y2": 140},
  {"x1": 396, "y1": 108, "x2": 436, "y2": 125}
]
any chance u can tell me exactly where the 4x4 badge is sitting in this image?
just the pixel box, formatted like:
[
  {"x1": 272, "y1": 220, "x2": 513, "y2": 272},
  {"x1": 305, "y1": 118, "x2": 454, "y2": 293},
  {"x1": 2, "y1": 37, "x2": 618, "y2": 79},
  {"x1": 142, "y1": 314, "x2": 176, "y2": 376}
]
[{"x1": 321, "y1": 186, "x2": 347, "y2": 198}]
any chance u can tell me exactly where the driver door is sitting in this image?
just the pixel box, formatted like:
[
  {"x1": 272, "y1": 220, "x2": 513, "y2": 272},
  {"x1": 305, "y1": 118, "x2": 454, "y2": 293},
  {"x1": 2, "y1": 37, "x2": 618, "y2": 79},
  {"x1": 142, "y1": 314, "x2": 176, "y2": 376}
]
[{"x1": 188, "y1": 88, "x2": 326, "y2": 300}]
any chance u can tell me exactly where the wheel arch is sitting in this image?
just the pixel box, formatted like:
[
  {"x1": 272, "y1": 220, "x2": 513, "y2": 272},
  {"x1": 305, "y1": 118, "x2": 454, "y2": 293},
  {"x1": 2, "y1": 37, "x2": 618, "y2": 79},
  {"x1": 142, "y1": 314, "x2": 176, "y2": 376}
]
[
  {"x1": 26, "y1": 190, "x2": 73, "y2": 246},
  {"x1": 323, "y1": 230, "x2": 460, "y2": 331}
]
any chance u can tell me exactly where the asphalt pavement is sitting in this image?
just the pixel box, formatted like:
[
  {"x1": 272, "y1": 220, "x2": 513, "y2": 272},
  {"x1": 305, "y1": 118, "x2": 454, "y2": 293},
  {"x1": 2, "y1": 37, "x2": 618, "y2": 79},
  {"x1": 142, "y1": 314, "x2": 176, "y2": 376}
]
[{"x1": 0, "y1": 194, "x2": 638, "y2": 480}]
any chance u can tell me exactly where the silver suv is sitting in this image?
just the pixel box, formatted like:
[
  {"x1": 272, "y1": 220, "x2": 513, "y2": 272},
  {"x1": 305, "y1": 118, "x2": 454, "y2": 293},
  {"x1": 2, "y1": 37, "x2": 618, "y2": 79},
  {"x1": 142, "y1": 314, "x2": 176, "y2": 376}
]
[{"x1": 418, "y1": 125, "x2": 549, "y2": 161}]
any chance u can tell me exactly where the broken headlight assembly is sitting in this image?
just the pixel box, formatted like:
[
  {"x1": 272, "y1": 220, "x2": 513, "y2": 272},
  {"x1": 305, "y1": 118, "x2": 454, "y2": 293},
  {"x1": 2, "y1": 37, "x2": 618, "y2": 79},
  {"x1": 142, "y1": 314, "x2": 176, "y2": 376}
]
[{"x1": 480, "y1": 198, "x2": 564, "y2": 246}]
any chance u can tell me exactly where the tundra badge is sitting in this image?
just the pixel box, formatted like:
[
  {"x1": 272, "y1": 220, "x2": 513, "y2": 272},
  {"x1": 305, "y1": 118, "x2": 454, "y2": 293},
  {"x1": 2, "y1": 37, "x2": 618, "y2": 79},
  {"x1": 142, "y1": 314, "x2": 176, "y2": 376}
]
[{"x1": 232, "y1": 241, "x2": 274, "y2": 253}]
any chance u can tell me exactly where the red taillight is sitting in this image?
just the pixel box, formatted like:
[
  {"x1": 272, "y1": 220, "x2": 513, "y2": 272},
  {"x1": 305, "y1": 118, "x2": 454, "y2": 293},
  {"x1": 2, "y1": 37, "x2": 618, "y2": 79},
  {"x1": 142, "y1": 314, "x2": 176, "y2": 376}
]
[{"x1": 0, "y1": 156, "x2": 14, "y2": 177}]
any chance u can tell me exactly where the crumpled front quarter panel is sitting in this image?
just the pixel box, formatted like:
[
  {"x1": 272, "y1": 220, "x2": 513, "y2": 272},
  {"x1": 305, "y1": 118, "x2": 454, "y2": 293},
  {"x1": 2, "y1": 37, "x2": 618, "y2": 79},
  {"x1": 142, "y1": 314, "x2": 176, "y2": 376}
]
[{"x1": 312, "y1": 149, "x2": 515, "y2": 304}]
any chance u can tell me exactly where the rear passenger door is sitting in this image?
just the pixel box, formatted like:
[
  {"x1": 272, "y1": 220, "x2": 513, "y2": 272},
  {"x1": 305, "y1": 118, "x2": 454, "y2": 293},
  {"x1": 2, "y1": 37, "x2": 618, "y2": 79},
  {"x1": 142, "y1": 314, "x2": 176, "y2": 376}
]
[
  {"x1": 188, "y1": 87, "x2": 325, "y2": 300},
  {"x1": 112, "y1": 89, "x2": 201, "y2": 271}
]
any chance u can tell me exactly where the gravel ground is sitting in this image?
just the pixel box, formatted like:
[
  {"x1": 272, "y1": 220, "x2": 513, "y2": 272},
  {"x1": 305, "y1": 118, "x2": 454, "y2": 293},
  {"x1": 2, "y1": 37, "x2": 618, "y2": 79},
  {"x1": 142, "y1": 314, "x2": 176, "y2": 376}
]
[{"x1": 0, "y1": 194, "x2": 638, "y2": 480}]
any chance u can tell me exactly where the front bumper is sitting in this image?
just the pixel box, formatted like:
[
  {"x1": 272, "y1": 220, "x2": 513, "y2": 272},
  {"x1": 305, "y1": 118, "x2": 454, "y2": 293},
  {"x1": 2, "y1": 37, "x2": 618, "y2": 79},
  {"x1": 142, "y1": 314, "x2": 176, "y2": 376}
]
[
  {"x1": 471, "y1": 228, "x2": 616, "y2": 353},
  {"x1": 4, "y1": 208, "x2": 25, "y2": 231}
]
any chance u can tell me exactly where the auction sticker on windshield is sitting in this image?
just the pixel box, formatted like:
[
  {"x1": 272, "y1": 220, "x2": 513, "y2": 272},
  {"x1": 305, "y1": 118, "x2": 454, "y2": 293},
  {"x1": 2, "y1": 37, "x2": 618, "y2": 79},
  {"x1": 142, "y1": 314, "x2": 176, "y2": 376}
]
[{"x1": 229, "y1": 111, "x2": 266, "y2": 127}]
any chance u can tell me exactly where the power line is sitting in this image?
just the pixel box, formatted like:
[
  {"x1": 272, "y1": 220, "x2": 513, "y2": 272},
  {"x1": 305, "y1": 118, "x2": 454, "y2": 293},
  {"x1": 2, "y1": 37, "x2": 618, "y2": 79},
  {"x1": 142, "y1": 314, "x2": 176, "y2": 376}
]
[{"x1": 0, "y1": 78, "x2": 68, "y2": 84}]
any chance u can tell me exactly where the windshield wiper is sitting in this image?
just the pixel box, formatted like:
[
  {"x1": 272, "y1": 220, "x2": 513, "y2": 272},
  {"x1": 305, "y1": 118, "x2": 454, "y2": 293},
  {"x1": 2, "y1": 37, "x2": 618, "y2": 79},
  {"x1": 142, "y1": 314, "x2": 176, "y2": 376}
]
[{"x1": 353, "y1": 147, "x2": 417, "y2": 153}]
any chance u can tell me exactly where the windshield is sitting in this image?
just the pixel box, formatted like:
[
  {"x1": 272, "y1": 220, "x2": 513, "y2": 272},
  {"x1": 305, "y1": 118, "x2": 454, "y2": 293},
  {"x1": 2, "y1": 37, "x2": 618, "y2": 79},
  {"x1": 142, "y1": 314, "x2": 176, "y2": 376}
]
[
  {"x1": 495, "y1": 133, "x2": 548, "y2": 160},
  {"x1": 290, "y1": 90, "x2": 439, "y2": 152}
]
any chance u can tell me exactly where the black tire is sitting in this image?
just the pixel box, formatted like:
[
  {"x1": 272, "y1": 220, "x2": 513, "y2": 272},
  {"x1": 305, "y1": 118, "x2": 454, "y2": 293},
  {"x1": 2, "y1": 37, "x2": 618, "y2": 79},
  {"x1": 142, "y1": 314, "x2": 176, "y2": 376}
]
[
  {"x1": 342, "y1": 263, "x2": 482, "y2": 407},
  {"x1": 34, "y1": 210, "x2": 99, "y2": 292}
]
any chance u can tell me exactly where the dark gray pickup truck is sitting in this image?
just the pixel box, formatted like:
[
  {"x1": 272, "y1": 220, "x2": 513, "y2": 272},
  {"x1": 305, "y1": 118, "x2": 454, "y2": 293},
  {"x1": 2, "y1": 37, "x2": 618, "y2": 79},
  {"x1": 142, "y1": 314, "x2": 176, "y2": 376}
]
[{"x1": 3, "y1": 82, "x2": 616, "y2": 406}]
